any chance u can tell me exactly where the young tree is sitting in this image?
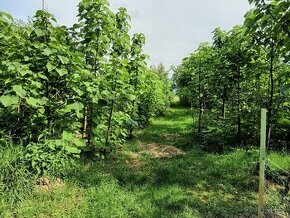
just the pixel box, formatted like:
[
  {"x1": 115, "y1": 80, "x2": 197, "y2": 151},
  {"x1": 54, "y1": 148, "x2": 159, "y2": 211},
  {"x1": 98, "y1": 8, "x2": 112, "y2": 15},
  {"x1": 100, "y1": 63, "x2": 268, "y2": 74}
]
[{"x1": 245, "y1": 0, "x2": 290, "y2": 148}]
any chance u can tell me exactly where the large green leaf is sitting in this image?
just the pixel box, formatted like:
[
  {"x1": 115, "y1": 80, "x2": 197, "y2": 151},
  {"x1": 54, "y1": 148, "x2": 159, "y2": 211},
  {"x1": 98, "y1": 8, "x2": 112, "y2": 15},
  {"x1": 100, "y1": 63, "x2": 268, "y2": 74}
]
[
  {"x1": 26, "y1": 97, "x2": 47, "y2": 107},
  {"x1": 0, "y1": 95, "x2": 18, "y2": 107},
  {"x1": 56, "y1": 68, "x2": 68, "y2": 76},
  {"x1": 43, "y1": 48, "x2": 53, "y2": 56},
  {"x1": 46, "y1": 62, "x2": 55, "y2": 72},
  {"x1": 61, "y1": 102, "x2": 84, "y2": 118},
  {"x1": 58, "y1": 55, "x2": 69, "y2": 64},
  {"x1": 74, "y1": 138, "x2": 86, "y2": 148},
  {"x1": 0, "y1": 11, "x2": 13, "y2": 24},
  {"x1": 65, "y1": 146, "x2": 80, "y2": 154},
  {"x1": 34, "y1": 28, "x2": 44, "y2": 37},
  {"x1": 12, "y1": 85, "x2": 27, "y2": 98},
  {"x1": 62, "y1": 131, "x2": 74, "y2": 141},
  {"x1": 19, "y1": 69, "x2": 32, "y2": 76}
]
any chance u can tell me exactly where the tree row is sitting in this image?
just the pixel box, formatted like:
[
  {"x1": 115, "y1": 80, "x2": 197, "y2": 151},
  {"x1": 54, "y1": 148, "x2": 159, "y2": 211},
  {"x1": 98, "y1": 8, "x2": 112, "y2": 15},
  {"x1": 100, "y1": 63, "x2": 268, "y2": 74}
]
[
  {"x1": 173, "y1": 0, "x2": 289, "y2": 152},
  {"x1": 0, "y1": 0, "x2": 172, "y2": 173}
]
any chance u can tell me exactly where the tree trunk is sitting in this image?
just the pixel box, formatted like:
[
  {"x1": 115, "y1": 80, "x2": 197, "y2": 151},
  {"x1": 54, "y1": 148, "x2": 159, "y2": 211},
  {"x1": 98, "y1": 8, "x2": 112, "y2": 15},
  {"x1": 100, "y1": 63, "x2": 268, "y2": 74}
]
[
  {"x1": 17, "y1": 97, "x2": 21, "y2": 122},
  {"x1": 87, "y1": 105, "x2": 93, "y2": 145},
  {"x1": 105, "y1": 68, "x2": 117, "y2": 147},
  {"x1": 267, "y1": 44, "x2": 275, "y2": 149},
  {"x1": 222, "y1": 87, "x2": 226, "y2": 119},
  {"x1": 128, "y1": 69, "x2": 139, "y2": 138},
  {"x1": 198, "y1": 67, "x2": 202, "y2": 133},
  {"x1": 86, "y1": 30, "x2": 100, "y2": 147},
  {"x1": 105, "y1": 99, "x2": 115, "y2": 146},
  {"x1": 237, "y1": 66, "x2": 241, "y2": 146},
  {"x1": 82, "y1": 106, "x2": 88, "y2": 139},
  {"x1": 45, "y1": 82, "x2": 51, "y2": 131}
]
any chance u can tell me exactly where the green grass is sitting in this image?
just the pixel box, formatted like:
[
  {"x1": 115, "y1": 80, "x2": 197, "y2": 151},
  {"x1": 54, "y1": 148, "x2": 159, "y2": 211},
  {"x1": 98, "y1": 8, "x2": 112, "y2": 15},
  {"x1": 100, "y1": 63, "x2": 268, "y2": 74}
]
[
  {"x1": 1, "y1": 107, "x2": 289, "y2": 217},
  {"x1": 138, "y1": 108, "x2": 193, "y2": 148},
  {"x1": 268, "y1": 152, "x2": 290, "y2": 171},
  {"x1": 0, "y1": 143, "x2": 33, "y2": 216}
]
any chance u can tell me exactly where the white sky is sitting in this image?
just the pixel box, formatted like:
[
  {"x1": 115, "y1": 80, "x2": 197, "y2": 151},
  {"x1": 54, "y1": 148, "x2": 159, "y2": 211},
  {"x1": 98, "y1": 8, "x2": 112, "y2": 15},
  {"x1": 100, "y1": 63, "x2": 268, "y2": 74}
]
[{"x1": 0, "y1": 0, "x2": 251, "y2": 69}]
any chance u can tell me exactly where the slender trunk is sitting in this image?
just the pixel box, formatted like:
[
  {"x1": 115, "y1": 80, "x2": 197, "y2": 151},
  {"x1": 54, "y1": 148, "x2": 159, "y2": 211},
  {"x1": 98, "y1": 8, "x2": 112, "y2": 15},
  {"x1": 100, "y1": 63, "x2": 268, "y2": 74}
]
[
  {"x1": 82, "y1": 106, "x2": 87, "y2": 139},
  {"x1": 45, "y1": 82, "x2": 51, "y2": 130},
  {"x1": 191, "y1": 101, "x2": 195, "y2": 129},
  {"x1": 43, "y1": 15, "x2": 52, "y2": 134},
  {"x1": 87, "y1": 105, "x2": 93, "y2": 145},
  {"x1": 222, "y1": 87, "x2": 226, "y2": 119},
  {"x1": 82, "y1": 53, "x2": 89, "y2": 141},
  {"x1": 129, "y1": 68, "x2": 139, "y2": 138},
  {"x1": 87, "y1": 56, "x2": 98, "y2": 145},
  {"x1": 85, "y1": 29, "x2": 100, "y2": 146},
  {"x1": 17, "y1": 97, "x2": 21, "y2": 122},
  {"x1": 267, "y1": 44, "x2": 275, "y2": 149},
  {"x1": 105, "y1": 68, "x2": 117, "y2": 146},
  {"x1": 256, "y1": 74, "x2": 261, "y2": 117},
  {"x1": 198, "y1": 66, "x2": 202, "y2": 133},
  {"x1": 105, "y1": 99, "x2": 115, "y2": 146},
  {"x1": 237, "y1": 66, "x2": 241, "y2": 146}
]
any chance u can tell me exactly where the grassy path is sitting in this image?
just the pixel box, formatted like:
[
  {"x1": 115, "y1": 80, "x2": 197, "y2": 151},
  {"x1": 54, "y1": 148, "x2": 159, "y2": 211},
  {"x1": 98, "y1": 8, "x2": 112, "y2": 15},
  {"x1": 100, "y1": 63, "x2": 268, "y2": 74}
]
[{"x1": 3, "y1": 108, "x2": 262, "y2": 217}]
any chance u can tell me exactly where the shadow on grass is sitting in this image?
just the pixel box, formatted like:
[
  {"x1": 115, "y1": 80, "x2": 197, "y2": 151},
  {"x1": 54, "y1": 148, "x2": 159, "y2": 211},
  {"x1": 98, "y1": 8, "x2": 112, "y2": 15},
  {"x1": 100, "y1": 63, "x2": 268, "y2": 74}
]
[
  {"x1": 4, "y1": 107, "x2": 287, "y2": 217},
  {"x1": 138, "y1": 108, "x2": 195, "y2": 149},
  {"x1": 63, "y1": 148, "x2": 258, "y2": 217},
  {"x1": 61, "y1": 108, "x2": 259, "y2": 217}
]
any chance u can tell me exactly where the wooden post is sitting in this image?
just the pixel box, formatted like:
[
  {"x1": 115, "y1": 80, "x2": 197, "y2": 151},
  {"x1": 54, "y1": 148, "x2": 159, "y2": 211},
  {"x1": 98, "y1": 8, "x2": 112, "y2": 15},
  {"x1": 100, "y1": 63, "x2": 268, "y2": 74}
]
[{"x1": 258, "y1": 109, "x2": 267, "y2": 218}]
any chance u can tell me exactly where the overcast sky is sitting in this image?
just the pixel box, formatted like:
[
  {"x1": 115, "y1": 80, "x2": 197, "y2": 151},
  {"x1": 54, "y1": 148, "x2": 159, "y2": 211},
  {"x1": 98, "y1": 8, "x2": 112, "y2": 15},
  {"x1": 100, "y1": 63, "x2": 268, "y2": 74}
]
[{"x1": 0, "y1": 0, "x2": 251, "y2": 69}]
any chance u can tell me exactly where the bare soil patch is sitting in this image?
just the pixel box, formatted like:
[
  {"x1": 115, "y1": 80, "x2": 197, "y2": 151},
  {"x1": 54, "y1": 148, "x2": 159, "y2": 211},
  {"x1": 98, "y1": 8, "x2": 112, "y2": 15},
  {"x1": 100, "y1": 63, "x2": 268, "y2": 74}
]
[{"x1": 139, "y1": 142, "x2": 185, "y2": 158}]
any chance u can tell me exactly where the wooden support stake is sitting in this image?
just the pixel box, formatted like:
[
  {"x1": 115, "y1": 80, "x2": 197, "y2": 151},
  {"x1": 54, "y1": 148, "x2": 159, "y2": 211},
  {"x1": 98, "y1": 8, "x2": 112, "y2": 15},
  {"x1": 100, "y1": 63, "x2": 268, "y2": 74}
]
[{"x1": 258, "y1": 108, "x2": 267, "y2": 218}]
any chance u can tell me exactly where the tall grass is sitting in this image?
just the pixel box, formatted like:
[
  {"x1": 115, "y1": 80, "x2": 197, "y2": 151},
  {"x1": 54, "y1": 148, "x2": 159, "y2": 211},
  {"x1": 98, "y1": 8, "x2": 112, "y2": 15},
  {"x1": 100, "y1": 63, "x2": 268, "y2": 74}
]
[{"x1": 0, "y1": 139, "x2": 33, "y2": 216}]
